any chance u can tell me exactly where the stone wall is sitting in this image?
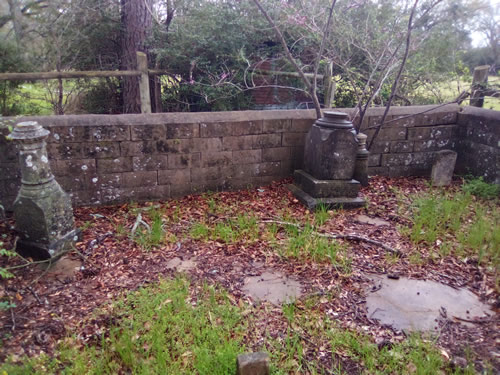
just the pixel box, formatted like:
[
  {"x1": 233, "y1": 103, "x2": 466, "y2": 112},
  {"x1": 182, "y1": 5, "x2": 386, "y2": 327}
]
[
  {"x1": 455, "y1": 107, "x2": 500, "y2": 184},
  {"x1": 1, "y1": 104, "x2": 497, "y2": 209}
]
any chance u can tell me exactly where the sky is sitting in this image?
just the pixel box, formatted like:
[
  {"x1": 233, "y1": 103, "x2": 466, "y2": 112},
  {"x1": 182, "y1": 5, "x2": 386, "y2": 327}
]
[{"x1": 470, "y1": 0, "x2": 500, "y2": 47}]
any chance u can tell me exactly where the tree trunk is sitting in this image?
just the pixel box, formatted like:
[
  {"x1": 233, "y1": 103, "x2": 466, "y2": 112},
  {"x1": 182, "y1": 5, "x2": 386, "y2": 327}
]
[{"x1": 120, "y1": 0, "x2": 152, "y2": 113}]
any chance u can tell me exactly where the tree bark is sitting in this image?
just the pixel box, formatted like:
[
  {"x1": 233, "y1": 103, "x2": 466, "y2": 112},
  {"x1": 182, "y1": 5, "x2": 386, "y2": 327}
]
[{"x1": 120, "y1": 0, "x2": 153, "y2": 113}]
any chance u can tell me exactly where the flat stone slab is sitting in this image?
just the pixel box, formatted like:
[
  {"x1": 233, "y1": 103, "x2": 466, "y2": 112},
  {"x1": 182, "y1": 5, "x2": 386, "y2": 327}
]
[
  {"x1": 366, "y1": 275, "x2": 493, "y2": 331},
  {"x1": 242, "y1": 271, "x2": 302, "y2": 305},
  {"x1": 45, "y1": 256, "x2": 82, "y2": 279},
  {"x1": 288, "y1": 184, "x2": 365, "y2": 210},
  {"x1": 166, "y1": 257, "x2": 197, "y2": 272},
  {"x1": 355, "y1": 215, "x2": 390, "y2": 227}
]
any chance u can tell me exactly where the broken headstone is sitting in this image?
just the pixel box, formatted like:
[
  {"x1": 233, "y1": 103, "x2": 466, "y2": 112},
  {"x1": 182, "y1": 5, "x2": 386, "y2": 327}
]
[{"x1": 431, "y1": 149, "x2": 457, "y2": 187}]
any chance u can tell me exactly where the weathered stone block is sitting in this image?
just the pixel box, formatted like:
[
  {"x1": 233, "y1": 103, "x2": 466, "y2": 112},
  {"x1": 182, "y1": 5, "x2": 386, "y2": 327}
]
[
  {"x1": 55, "y1": 159, "x2": 97, "y2": 176},
  {"x1": 294, "y1": 170, "x2": 360, "y2": 198},
  {"x1": 375, "y1": 127, "x2": 407, "y2": 141},
  {"x1": 131, "y1": 124, "x2": 166, "y2": 140},
  {"x1": 97, "y1": 157, "x2": 133, "y2": 173},
  {"x1": 369, "y1": 140, "x2": 391, "y2": 154},
  {"x1": 167, "y1": 153, "x2": 201, "y2": 169},
  {"x1": 96, "y1": 173, "x2": 122, "y2": 189},
  {"x1": 132, "y1": 155, "x2": 169, "y2": 171},
  {"x1": 191, "y1": 166, "x2": 229, "y2": 181},
  {"x1": 431, "y1": 150, "x2": 457, "y2": 186},
  {"x1": 413, "y1": 139, "x2": 454, "y2": 152},
  {"x1": 47, "y1": 143, "x2": 83, "y2": 159},
  {"x1": 192, "y1": 137, "x2": 222, "y2": 152},
  {"x1": 121, "y1": 171, "x2": 158, "y2": 188},
  {"x1": 291, "y1": 119, "x2": 314, "y2": 132},
  {"x1": 0, "y1": 163, "x2": 21, "y2": 180},
  {"x1": 262, "y1": 119, "x2": 291, "y2": 133},
  {"x1": 233, "y1": 149, "x2": 261, "y2": 165},
  {"x1": 253, "y1": 134, "x2": 282, "y2": 149},
  {"x1": 202, "y1": 151, "x2": 232, "y2": 167},
  {"x1": 200, "y1": 122, "x2": 233, "y2": 137},
  {"x1": 391, "y1": 141, "x2": 414, "y2": 153},
  {"x1": 46, "y1": 126, "x2": 84, "y2": 143},
  {"x1": 120, "y1": 141, "x2": 156, "y2": 156},
  {"x1": 230, "y1": 164, "x2": 255, "y2": 179},
  {"x1": 236, "y1": 352, "x2": 270, "y2": 375},
  {"x1": 232, "y1": 120, "x2": 263, "y2": 136},
  {"x1": 3, "y1": 178, "x2": 21, "y2": 196},
  {"x1": 222, "y1": 135, "x2": 254, "y2": 151},
  {"x1": 82, "y1": 142, "x2": 120, "y2": 159},
  {"x1": 101, "y1": 185, "x2": 170, "y2": 204},
  {"x1": 158, "y1": 169, "x2": 191, "y2": 186},
  {"x1": 166, "y1": 123, "x2": 199, "y2": 139},
  {"x1": 368, "y1": 154, "x2": 381, "y2": 167},
  {"x1": 282, "y1": 132, "x2": 306, "y2": 147},
  {"x1": 82, "y1": 125, "x2": 130, "y2": 142},
  {"x1": 0, "y1": 144, "x2": 18, "y2": 163},
  {"x1": 262, "y1": 147, "x2": 290, "y2": 162},
  {"x1": 156, "y1": 139, "x2": 194, "y2": 154},
  {"x1": 253, "y1": 162, "x2": 281, "y2": 176}
]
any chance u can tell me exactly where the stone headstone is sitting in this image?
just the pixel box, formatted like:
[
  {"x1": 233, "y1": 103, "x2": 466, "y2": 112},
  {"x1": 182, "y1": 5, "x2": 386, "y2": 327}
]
[
  {"x1": 431, "y1": 150, "x2": 457, "y2": 187},
  {"x1": 236, "y1": 352, "x2": 270, "y2": 375},
  {"x1": 8, "y1": 121, "x2": 80, "y2": 260},
  {"x1": 289, "y1": 111, "x2": 365, "y2": 209}
]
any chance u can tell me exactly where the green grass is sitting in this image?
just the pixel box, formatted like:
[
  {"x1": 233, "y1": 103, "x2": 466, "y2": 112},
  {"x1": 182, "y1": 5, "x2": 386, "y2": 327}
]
[
  {"x1": 1, "y1": 278, "x2": 247, "y2": 375},
  {"x1": 189, "y1": 214, "x2": 260, "y2": 244},
  {"x1": 402, "y1": 183, "x2": 499, "y2": 285}
]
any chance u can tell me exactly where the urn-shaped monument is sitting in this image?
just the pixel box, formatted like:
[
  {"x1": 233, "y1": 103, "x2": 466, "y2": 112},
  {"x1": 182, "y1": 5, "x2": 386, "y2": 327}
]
[
  {"x1": 289, "y1": 111, "x2": 365, "y2": 209},
  {"x1": 9, "y1": 121, "x2": 80, "y2": 260}
]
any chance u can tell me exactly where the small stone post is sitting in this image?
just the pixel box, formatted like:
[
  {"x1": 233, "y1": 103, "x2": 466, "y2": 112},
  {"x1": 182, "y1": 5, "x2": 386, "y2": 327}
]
[
  {"x1": 8, "y1": 121, "x2": 80, "y2": 260},
  {"x1": 354, "y1": 132, "x2": 370, "y2": 186},
  {"x1": 236, "y1": 352, "x2": 270, "y2": 375},
  {"x1": 431, "y1": 149, "x2": 457, "y2": 187}
]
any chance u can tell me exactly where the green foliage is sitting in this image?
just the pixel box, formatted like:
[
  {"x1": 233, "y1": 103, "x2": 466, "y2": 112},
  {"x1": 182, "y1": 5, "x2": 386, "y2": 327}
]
[
  {"x1": 0, "y1": 241, "x2": 16, "y2": 280},
  {"x1": 462, "y1": 177, "x2": 500, "y2": 199}
]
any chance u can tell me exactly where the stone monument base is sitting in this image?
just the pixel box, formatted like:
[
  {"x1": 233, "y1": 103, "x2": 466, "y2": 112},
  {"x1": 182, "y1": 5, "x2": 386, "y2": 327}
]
[
  {"x1": 288, "y1": 184, "x2": 365, "y2": 210},
  {"x1": 16, "y1": 228, "x2": 82, "y2": 260},
  {"x1": 289, "y1": 170, "x2": 365, "y2": 210}
]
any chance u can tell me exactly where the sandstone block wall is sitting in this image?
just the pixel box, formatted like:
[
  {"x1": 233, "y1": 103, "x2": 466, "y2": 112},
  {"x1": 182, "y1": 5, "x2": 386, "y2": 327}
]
[{"x1": 1, "y1": 104, "x2": 497, "y2": 209}]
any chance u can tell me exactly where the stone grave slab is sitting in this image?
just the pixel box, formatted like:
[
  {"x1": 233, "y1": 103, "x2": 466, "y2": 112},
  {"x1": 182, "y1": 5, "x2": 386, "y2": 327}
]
[
  {"x1": 366, "y1": 275, "x2": 493, "y2": 331},
  {"x1": 242, "y1": 270, "x2": 302, "y2": 305}
]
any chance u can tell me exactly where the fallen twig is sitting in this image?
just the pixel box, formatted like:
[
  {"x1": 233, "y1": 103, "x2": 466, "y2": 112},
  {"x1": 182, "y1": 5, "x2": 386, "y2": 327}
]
[
  {"x1": 131, "y1": 213, "x2": 151, "y2": 235},
  {"x1": 452, "y1": 316, "x2": 497, "y2": 325},
  {"x1": 261, "y1": 219, "x2": 402, "y2": 256},
  {"x1": 27, "y1": 286, "x2": 43, "y2": 305}
]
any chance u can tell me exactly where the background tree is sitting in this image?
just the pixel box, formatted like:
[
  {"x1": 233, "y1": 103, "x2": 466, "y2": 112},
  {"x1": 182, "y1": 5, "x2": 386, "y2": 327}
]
[{"x1": 120, "y1": 0, "x2": 153, "y2": 113}]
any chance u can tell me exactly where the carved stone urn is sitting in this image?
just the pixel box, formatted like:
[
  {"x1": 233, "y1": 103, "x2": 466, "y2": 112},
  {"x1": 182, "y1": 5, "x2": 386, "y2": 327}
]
[
  {"x1": 289, "y1": 111, "x2": 365, "y2": 209},
  {"x1": 8, "y1": 121, "x2": 80, "y2": 260}
]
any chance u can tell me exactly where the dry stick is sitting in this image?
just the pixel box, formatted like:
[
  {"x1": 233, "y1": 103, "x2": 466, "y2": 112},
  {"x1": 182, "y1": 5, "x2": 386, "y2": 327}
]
[
  {"x1": 261, "y1": 219, "x2": 402, "y2": 256},
  {"x1": 367, "y1": 0, "x2": 419, "y2": 150},
  {"x1": 312, "y1": 0, "x2": 337, "y2": 108},
  {"x1": 251, "y1": 0, "x2": 322, "y2": 118}
]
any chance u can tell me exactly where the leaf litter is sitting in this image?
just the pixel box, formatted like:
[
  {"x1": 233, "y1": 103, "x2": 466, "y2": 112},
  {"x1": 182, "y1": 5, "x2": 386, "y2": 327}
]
[{"x1": 0, "y1": 176, "x2": 498, "y2": 372}]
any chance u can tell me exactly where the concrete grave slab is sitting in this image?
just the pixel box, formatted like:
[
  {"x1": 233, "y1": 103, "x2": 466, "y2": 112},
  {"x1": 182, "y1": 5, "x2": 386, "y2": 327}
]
[
  {"x1": 242, "y1": 270, "x2": 302, "y2": 305},
  {"x1": 166, "y1": 257, "x2": 197, "y2": 272},
  {"x1": 366, "y1": 275, "x2": 493, "y2": 331}
]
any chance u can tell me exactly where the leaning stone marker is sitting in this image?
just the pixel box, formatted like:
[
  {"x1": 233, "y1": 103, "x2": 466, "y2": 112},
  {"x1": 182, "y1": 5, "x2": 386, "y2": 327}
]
[
  {"x1": 8, "y1": 121, "x2": 80, "y2": 260},
  {"x1": 236, "y1": 352, "x2": 270, "y2": 375},
  {"x1": 431, "y1": 149, "x2": 457, "y2": 186}
]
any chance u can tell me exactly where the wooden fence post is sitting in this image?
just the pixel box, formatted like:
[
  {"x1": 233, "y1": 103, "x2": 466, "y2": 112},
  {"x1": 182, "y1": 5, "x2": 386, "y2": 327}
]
[
  {"x1": 137, "y1": 51, "x2": 152, "y2": 114},
  {"x1": 470, "y1": 65, "x2": 489, "y2": 108}
]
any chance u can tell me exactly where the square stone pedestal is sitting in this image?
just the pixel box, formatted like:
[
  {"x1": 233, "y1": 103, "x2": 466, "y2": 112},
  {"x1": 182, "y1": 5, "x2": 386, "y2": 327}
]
[{"x1": 288, "y1": 170, "x2": 365, "y2": 210}]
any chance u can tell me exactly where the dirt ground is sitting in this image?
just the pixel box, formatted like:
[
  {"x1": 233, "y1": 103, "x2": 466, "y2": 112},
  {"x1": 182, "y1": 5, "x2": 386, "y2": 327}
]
[{"x1": 0, "y1": 176, "x2": 498, "y2": 372}]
